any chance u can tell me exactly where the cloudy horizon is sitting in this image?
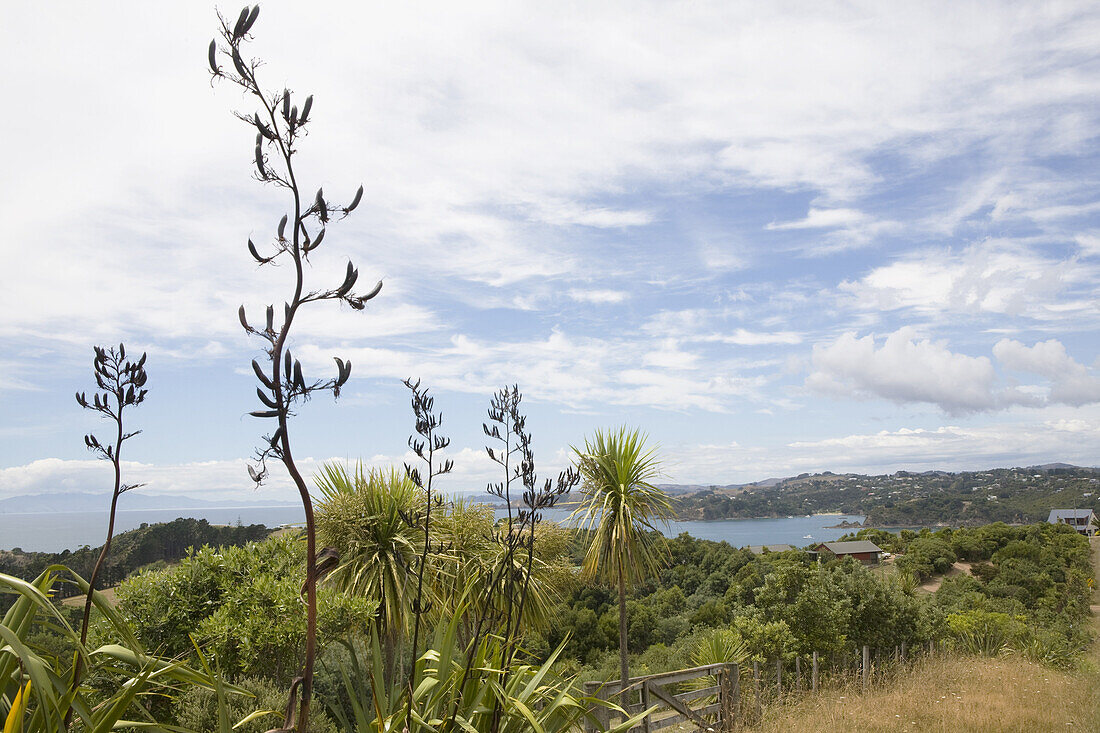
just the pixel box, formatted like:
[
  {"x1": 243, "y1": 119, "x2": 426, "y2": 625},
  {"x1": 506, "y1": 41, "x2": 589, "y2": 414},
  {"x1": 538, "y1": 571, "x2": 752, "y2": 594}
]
[{"x1": 4, "y1": 1, "x2": 1100, "y2": 502}]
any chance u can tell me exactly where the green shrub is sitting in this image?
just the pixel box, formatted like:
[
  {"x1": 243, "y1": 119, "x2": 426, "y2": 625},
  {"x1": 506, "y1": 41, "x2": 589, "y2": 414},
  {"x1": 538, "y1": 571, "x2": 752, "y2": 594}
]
[
  {"x1": 115, "y1": 534, "x2": 376, "y2": 683},
  {"x1": 173, "y1": 674, "x2": 339, "y2": 733}
]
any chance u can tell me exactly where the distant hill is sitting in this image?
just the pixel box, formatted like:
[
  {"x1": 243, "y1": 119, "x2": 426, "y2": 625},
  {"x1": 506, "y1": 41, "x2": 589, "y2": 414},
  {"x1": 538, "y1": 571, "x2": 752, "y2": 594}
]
[
  {"x1": 673, "y1": 465, "x2": 1100, "y2": 525},
  {"x1": 0, "y1": 491, "x2": 297, "y2": 515}
]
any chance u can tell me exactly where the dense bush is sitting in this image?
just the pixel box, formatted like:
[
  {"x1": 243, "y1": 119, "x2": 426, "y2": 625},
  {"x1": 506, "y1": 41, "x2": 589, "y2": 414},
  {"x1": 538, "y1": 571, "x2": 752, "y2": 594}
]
[
  {"x1": 114, "y1": 534, "x2": 375, "y2": 683},
  {"x1": 547, "y1": 520, "x2": 1092, "y2": 682}
]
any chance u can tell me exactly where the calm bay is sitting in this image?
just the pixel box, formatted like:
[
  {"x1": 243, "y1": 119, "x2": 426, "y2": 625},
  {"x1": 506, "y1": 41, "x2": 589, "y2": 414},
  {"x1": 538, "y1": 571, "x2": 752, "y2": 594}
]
[{"x1": 0, "y1": 505, "x2": 868, "y2": 553}]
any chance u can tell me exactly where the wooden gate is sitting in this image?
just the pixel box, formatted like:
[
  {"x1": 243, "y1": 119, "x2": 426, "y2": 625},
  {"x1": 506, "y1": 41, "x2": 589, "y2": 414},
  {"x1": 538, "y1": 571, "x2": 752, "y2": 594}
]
[{"x1": 583, "y1": 662, "x2": 739, "y2": 732}]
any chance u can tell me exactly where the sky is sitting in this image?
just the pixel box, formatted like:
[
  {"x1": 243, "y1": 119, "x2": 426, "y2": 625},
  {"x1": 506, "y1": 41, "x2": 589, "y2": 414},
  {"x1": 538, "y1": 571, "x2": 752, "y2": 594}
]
[{"x1": 3, "y1": 1, "x2": 1100, "y2": 503}]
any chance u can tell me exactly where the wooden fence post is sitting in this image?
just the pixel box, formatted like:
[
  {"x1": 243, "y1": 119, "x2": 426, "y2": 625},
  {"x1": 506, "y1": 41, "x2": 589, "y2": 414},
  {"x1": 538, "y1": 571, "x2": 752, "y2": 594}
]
[
  {"x1": 795, "y1": 655, "x2": 801, "y2": 693},
  {"x1": 719, "y1": 664, "x2": 738, "y2": 730},
  {"x1": 640, "y1": 681, "x2": 652, "y2": 733},
  {"x1": 776, "y1": 657, "x2": 783, "y2": 701},
  {"x1": 583, "y1": 681, "x2": 605, "y2": 733},
  {"x1": 732, "y1": 663, "x2": 741, "y2": 722},
  {"x1": 812, "y1": 651, "x2": 818, "y2": 692},
  {"x1": 862, "y1": 645, "x2": 869, "y2": 693},
  {"x1": 753, "y1": 660, "x2": 762, "y2": 722},
  {"x1": 901, "y1": 641, "x2": 907, "y2": 662}
]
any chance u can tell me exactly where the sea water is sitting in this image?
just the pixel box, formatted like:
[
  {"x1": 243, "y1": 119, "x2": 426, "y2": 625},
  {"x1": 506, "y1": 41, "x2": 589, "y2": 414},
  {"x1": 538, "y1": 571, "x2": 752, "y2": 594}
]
[{"x1": 0, "y1": 506, "x2": 868, "y2": 553}]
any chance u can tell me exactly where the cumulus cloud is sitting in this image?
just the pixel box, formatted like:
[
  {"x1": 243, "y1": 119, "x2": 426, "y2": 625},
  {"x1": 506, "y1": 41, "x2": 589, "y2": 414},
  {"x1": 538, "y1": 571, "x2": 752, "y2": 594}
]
[
  {"x1": 807, "y1": 328, "x2": 1035, "y2": 414},
  {"x1": 994, "y1": 338, "x2": 1100, "y2": 406}
]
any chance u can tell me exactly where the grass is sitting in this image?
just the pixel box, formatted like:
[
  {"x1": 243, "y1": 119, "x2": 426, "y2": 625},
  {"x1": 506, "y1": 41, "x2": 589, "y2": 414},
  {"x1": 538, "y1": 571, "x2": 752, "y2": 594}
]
[{"x1": 754, "y1": 653, "x2": 1100, "y2": 732}]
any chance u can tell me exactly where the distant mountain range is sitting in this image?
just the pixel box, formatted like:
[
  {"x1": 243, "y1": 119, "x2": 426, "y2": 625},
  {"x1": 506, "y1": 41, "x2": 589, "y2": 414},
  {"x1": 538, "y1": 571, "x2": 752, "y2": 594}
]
[{"x1": 0, "y1": 492, "x2": 298, "y2": 515}]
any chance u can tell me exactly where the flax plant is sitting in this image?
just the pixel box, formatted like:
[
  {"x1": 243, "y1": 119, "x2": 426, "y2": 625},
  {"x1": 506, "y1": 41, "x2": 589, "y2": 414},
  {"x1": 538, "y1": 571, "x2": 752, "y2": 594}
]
[{"x1": 208, "y1": 6, "x2": 382, "y2": 729}]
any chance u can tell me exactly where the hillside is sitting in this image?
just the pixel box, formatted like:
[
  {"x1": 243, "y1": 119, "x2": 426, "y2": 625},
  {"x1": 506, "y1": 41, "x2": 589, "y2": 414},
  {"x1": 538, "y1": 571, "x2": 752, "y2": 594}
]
[{"x1": 674, "y1": 465, "x2": 1100, "y2": 526}]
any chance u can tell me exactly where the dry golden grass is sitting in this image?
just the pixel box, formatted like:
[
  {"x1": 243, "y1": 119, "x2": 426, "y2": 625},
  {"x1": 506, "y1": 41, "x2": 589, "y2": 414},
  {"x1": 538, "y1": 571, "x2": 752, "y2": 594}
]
[{"x1": 754, "y1": 654, "x2": 1100, "y2": 733}]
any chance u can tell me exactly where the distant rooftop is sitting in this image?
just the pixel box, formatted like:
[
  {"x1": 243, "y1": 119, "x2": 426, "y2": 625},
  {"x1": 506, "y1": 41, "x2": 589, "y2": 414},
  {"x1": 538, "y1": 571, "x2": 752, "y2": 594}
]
[
  {"x1": 1048, "y1": 509, "x2": 1095, "y2": 522},
  {"x1": 747, "y1": 544, "x2": 795, "y2": 554},
  {"x1": 817, "y1": 540, "x2": 882, "y2": 555}
]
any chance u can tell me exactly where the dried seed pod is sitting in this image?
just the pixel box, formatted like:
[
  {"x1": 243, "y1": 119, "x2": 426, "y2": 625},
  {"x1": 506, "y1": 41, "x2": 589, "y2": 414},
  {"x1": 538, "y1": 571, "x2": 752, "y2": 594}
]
[
  {"x1": 252, "y1": 359, "x2": 274, "y2": 389},
  {"x1": 248, "y1": 238, "x2": 266, "y2": 263},
  {"x1": 257, "y1": 387, "x2": 278, "y2": 409},
  {"x1": 347, "y1": 185, "x2": 364, "y2": 212},
  {"x1": 361, "y1": 280, "x2": 383, "y2": 301},
  {"x1": 233, "y1": 7, "x2": 250, "y2": 38},
  {"x1": 243, "y1": 5, "x2": 260, "y2": 34},
  {"x1": 208, "y1": 39, "x2": 218, "y2": 73},
  {"x1": 238, "y1": 305, "x2": 249, "y2": 331},
  {"x1": 336, "y1": 261, "x2": 358, "y2": 296},
  {"x1": 232, "y1": 47, "x2": 248, "y2": 78}
]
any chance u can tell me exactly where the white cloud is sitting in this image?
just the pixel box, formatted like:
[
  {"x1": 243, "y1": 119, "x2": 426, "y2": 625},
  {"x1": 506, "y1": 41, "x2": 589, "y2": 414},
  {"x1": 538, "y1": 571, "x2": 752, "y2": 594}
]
[
  {"x1": 1076, "y1": 233, "x2": 1100, "y2": 257},
  {"x1": 766, "y1": 208, "x2": 866, "y2": 230},
  {"x1": 0, "y1": 448, "x2": 509, "y2": 502},
  {"x1": 641, "y1": 310, "x2": 803, "y2": 346},
  {"x1": 807, "y1": 328, "x2": 1034, "y2": 414},
  {"x1": 529, "y1": 201, "x2": 654, "y2": 228},
  {"x1": 839, "y1": 239, "x2": 1098, "y2": 325},
  {"x1": 994, "y1": 338, "x2": 1100, "y2": 407},
  {"x1": 708, "y1": 329, "x2": 803, "y2": 346},
  {"x1": 5, "y1": 1, "x2": 1100, "y2": 349},
  {"x1": 568, "y1": 289, "x2": 629, "y2": 304},
  {"x1": 667, "y1": 416, "x2": 1100, "y2": 484}
]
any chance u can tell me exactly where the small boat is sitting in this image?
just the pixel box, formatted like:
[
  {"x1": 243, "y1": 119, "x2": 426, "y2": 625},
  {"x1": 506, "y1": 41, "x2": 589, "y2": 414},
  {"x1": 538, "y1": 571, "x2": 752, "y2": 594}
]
[{"x1": 803, "y1": 534, "x2": 813, "y2": 539}]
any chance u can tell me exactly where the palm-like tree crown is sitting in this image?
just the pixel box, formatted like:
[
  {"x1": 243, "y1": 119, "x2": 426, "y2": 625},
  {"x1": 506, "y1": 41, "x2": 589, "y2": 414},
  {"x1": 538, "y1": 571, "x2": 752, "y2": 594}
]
[
  {"x1": 570, "y1": 427, "x2": 676, "y2": 588},
  {"x1": 314, "y1": 463, "x2": 422, "y2": 635}
]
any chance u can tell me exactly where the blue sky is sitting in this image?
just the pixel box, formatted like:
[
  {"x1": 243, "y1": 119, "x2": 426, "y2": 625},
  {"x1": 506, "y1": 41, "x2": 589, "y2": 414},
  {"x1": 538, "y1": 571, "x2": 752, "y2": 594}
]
[{"x1": 3, "y1": 1, "x2": 1100, "y2": 502}]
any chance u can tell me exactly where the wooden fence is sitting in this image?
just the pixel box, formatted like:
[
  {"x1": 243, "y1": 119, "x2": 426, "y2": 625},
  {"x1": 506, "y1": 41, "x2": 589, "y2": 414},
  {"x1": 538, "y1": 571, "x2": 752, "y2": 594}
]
[
  {"x1": 584, "y1": 641, "x2": 943, "y2": 731},
  {"x1": 583, "y1": 662, "x2": 738, "y2": 732}
]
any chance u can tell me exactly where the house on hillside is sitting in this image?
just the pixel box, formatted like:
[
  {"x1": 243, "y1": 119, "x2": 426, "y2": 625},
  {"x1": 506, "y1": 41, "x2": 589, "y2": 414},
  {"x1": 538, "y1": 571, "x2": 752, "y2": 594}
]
[
  {"x1": 746, "y1": 544, "x2": 795, "y2": 555},
  {"x1": 1047, "y1": 509, "x2": 1097, "y2": 537},
  {"x1": 813, "y1": 540, "x2": 882, "y2": 564}
]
